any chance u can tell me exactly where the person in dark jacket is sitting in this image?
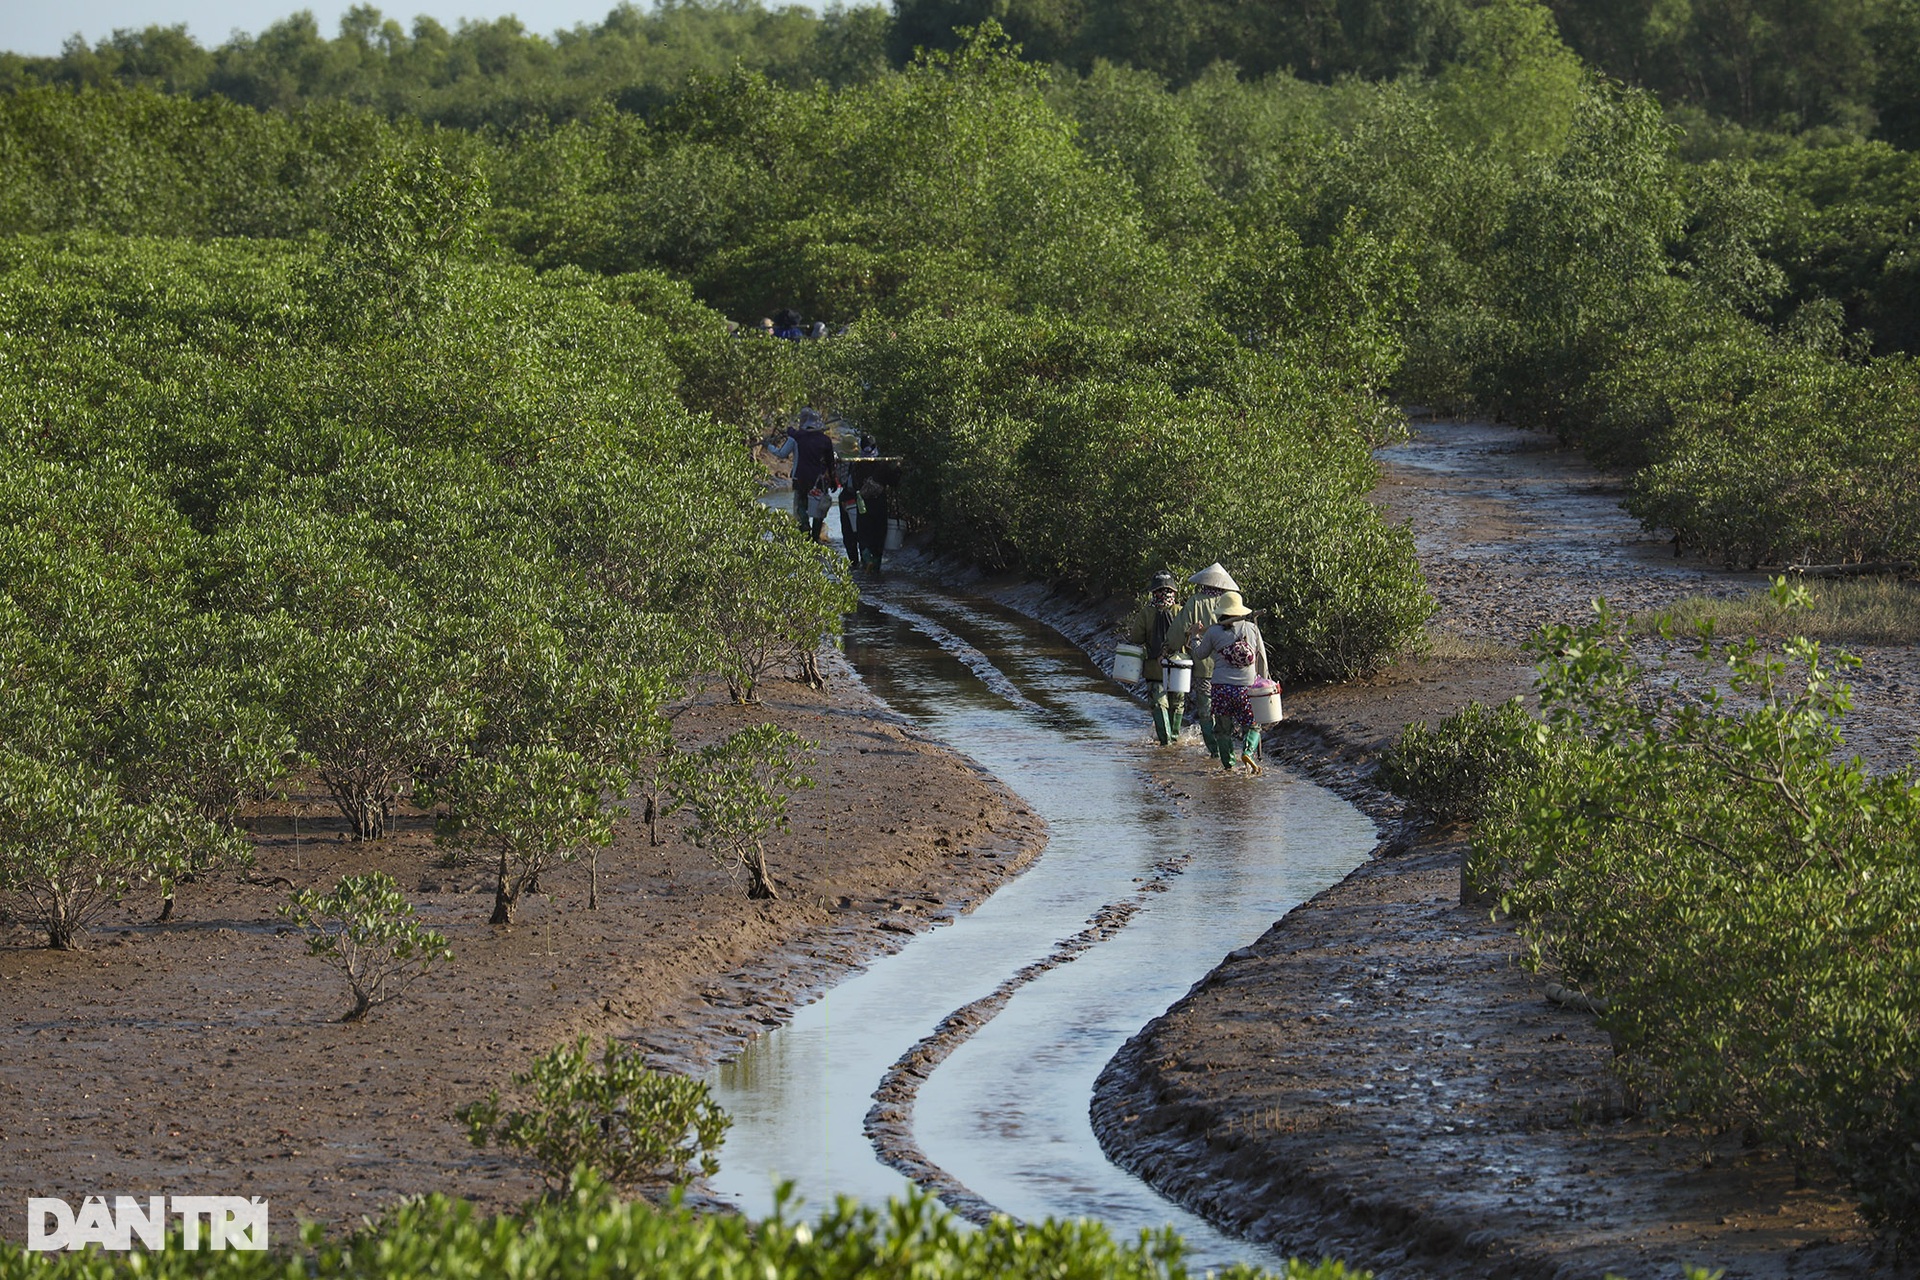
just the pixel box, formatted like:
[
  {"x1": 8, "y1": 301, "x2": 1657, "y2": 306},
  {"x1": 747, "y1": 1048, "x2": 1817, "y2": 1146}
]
[
  {"x1": 1124, "y1": 571, "x2": 1184, "y2": 744},
  {"x1": 835, "y1": 456, "x2": 860, "y2": 558},
  {"x1": 856, "y1": 475, "x2": 891, "y2": 569},
  {"x1": 768, "y1": 409, "x2": 836, "y2": 536}
]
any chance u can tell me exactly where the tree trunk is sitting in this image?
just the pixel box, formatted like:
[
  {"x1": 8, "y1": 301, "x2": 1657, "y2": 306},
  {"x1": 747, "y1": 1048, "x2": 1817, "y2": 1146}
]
[
  {"x1": 47, "y1": 905, "x2": 80, "y2": 950},
  {"x1": 340, "y1": 990, "x2": 372, "y2": 1022},
  {"x1": 157, "y1": 892, "x2": 175, "y2": 923},
  {"x1": 587, "y1": 850, "x2": 599, "y2": 910},
  {"x1": 491, "y1": 850, "x2": 517, "y2": 925},
  {"x1": 745, "y1": 845, "x2": 778, "y2": 900}
]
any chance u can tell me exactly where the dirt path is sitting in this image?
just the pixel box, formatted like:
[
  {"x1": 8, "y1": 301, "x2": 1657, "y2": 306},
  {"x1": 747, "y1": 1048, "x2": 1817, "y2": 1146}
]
[
  {"x1": 0, "y1": 665, "x2": 1045, "y2": 1235},
  {"x1": 1089, "y1": 420, "x2": 1919, "y2": 1279}
]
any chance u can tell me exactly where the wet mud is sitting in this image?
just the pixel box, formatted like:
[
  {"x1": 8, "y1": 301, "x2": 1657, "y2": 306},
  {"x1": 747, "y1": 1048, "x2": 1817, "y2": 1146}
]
[
  {"x1": 0, "y1": 667, "x2": 1048, "y2": 1234},
  {"x1": 1083, "y1": 421, "x2": 1915, "y2": 1279}
]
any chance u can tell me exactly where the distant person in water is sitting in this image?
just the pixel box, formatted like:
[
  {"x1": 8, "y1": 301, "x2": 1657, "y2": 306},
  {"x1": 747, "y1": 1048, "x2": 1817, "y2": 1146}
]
[
  {"x1": 1175, "y1": 562, "x2": 1240, "y2": 760},
  {"x1": 1125, "y1": 570, "x2": 1185, "y2": 745},
  {"x1": 835, "y1": 453, "x2": 860, "y2": 558},
  {"x1": 1188, "y1": 591, "x2": 1270, "y2": 774},
  {"x1": 857, "y1": 475, "x2": 891, "y2": 570},
  {"x1": 767, "y1": 408, "x2": 836, "y2": 534}
]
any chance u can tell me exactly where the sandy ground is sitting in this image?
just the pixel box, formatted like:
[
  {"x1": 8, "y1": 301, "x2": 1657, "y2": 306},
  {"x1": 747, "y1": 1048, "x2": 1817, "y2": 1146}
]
[
  {"x1": 1087, "y1": 422, "x2": 1920, "y2": 1279},
  {"x1": 0, "y1": 669, "x2": 1045, "y2": 1234}
]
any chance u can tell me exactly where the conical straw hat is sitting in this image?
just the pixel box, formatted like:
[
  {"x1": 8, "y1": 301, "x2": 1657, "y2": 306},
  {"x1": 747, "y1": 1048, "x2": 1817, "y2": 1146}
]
[{"x1": 1187, "y1": 562, "x2": 1239, "y2": 591}]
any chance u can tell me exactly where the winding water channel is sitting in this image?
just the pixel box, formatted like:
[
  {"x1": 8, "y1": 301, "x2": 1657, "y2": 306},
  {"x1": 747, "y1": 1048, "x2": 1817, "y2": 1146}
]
[{"x1": 706, "y1": 571, "x2": 1379, "y2": 1271}]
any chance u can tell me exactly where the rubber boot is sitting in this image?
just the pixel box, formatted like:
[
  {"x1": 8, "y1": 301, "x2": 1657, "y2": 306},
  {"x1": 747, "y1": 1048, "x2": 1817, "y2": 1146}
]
[
  {"x1": 1242, "y1": 728, "x2": 1264, "y2": 775},
  {"x1": 1167, "y1": 693, "x2": 1186, "y2": 743},
  {"x1": 1216, "y1": 724, "x2": 1238, "y2": 771},
  {"x1": 1150, "y1": 704, "x2": 1173, "y2": 745},
  {"x1": 1198, "y1": 714, "x2": 1217, "y2": 759}
]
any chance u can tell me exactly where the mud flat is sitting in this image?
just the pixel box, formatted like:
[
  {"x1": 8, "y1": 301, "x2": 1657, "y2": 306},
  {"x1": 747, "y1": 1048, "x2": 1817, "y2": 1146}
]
[
  {"x1": 1083, "y1": 421, "x2": 1918, "y2": 1279},
  {"x1": 0, "y1": 665, "x2": 1045, "y2": 1235},
  {"x1": 1093, "y1": 667, "x2": 1888, "y2": 1280}
]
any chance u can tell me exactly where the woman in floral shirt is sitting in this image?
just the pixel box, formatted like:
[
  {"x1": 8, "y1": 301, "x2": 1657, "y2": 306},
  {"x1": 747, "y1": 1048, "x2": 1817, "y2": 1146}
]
[{"x1": 1187, "y1": 591, "x2": 1272, "y2": 774}]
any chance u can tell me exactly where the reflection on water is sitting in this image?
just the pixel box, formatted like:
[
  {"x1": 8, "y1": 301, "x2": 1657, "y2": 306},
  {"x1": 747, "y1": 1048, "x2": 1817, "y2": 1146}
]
[{"x1": 708, "y1": 579, "x2": 1377, "y2": 1272}]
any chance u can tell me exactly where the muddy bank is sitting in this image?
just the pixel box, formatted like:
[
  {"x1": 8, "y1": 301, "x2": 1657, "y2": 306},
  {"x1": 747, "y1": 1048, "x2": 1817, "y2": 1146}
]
[
  {"x1": 0, "y1": 662, "x2": 1044, "y2": 1236},
  {"x1": 1078, "y1": 421, "x2": 1915, "y2": 1279},
  {"x1": 1092, "y1": 681, "x2": 1888, "y2": 1280}
]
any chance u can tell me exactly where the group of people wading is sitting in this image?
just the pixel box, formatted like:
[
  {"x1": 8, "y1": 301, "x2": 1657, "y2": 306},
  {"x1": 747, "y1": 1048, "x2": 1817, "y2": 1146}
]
[
  {"x1": 1123, "y1": 563, "x2": 1276, "y2": 775},
  {"x1": 767, "y1": 407, "x2": 893, "y2": 570}
]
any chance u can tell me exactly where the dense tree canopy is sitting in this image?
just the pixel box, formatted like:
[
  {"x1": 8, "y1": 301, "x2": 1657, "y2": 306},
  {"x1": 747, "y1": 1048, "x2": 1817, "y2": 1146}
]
[{"x1": 3, "y1": 0, "x2": 1919, "y2": 1232}]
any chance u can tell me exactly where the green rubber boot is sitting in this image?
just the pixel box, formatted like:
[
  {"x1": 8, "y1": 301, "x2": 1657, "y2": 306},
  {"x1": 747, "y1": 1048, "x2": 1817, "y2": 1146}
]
[
  {"x1": 1216, "y1": 724, "x2": 1238, "y2": 770},
  {"x1": 1242, "y1": 728, "x2": 1264, "y2": 774},
  {"x1": 1150, "y1": 704, "x2": 1174, "y2": 745},
  {"x1": 1197, "y1": 714, "x2": 1217, "y2": 758}
]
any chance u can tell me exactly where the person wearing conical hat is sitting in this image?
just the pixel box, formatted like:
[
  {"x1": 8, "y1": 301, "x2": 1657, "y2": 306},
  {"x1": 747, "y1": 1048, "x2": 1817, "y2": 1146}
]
[
  {"x1": 1124, "y1": 570, "x2": 1185, "y2": 745},
  {"x1": 1175, "y1": 563, "x2": 1241, "y2": 758},
  {"x1": 1188, "y1": 590, "x2": 1272, "y2": 774}
]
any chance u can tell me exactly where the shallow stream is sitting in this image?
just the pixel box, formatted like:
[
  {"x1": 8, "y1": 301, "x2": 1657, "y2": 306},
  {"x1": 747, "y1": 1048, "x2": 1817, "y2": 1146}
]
[{"x1": 705, "y1": 570, "x2": 1378, "y2": 1271}]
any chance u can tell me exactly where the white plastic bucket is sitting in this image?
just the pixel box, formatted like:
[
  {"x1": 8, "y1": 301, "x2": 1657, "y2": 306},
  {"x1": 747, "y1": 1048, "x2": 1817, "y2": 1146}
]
[
  {"x1": 1161, "y1": 657, "x2": 1194, "y2": 694},
  {"x1": 1113, "y1": 643, "x2": 1145, "y2": 682},
  {"x1": 886, "y1": 519, "x2": 904, "y2": 551},
  {"x1": 1250, "y1": 684, "x2": 1284, "y2": 724}
]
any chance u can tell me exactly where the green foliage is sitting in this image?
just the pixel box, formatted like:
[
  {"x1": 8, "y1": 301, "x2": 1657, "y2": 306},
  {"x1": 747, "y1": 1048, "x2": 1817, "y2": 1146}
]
[
  {"x1": 423, "y1": 745, "x2": 622, "y2": 925},
  {"x1": 1611, "y1": 335, "x2": 1920, "y2": 568},
  {"x1": 458, "y1": 1037, "x2": 729, "y2": 1196},
  {"x1": 1761, "y1": 141, "x2": 1920, "y2": 355},
  {"x1": 0, "y1": 750, "x2": 240, "y2": 950},
  {"x1": 705, "y1": 514, "x2": 860, "y2": 705},
  {"x1": 1, "y1": 2, "x2": 891, "y2": 130},
  {"x1": 309, "y1": 145, "x2": 491, "y2": 336},
  {"x1": 0, "y1": 1174, "x2": 1372, "y2": 1278},
  {"x1": 834, "y1": 308, "x2": 1431, "y2": 681},
  {"x1": 1378, "y1": 698, "x2": 1543, "y2": 824},
  {"x1": 1650, "y1": 577, "x2": 1920, "y2": 646},
  {"x1": 1477, "y1": 82, "x2": 1686, "y2": 425},
  {"x1": 0, "y1": 222, "x2": 848, "y2": 917},
  {"x1": 1427, "y1": 0, "x2": 1584, "y2": 162},
  {"x1": 667, "y1": 723, "x2": 815, "y2": 900},
  {"x1": 281, "y1": 871, "x2": 453, "y2": 1021},
  {"x1": 0, "y1": 85, "x2": 397, "y2": 239},
  {"x1": 1476, "y1": 582, "x2": 1920, "y2": 1235},
  {"x1": 1548, "y1": 0, "x2": 1889, "y2": 133}
]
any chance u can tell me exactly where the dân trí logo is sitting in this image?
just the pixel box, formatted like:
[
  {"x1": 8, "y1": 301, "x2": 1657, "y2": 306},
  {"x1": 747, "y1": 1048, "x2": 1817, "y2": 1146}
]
[{"x1": 26, "y1": 1196, "x2": 269, "y2": 1251}]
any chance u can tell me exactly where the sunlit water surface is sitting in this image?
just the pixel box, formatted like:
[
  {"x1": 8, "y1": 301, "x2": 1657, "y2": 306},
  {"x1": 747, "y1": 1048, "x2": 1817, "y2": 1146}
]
[{"x1": 707, "y1": 549, "x2": 1376, "y2": 1272}]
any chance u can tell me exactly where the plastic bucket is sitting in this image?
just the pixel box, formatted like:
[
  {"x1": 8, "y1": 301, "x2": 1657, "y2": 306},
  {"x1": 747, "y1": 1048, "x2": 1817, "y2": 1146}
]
[
  {"x1": 886, "y1": 519, "x2": 904, "y2": 551},
  {"x1": 1161, "y1": 657, "x2": 1194, "y2": 694},
  {"x1": 1250, "y1": 684, "x2": 1284, "y2": 725},
  {"x1": 1113, "y1": 643, "x2": 1145, "y2": 682}
]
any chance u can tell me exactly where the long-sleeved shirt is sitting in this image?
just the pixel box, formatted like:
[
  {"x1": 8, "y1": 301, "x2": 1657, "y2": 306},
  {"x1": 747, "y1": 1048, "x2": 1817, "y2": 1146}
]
[
  {"x1": 1124, "y1": 597, "x2": 1180, "y2": 672},
  {"x1": 1174, "y1": 589, "x2": 1230, "y2": 679},
  {"x1": 770, "y1": 429, "x2": 836, "y2": 489},
  {"x1": 1188, "y1": 619, "x2": 1270, "y2": 687}
]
